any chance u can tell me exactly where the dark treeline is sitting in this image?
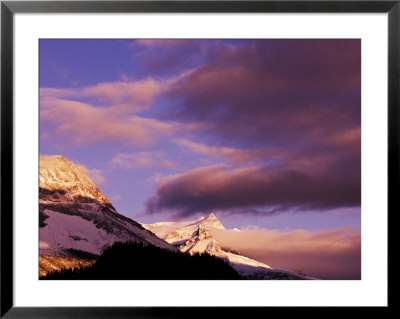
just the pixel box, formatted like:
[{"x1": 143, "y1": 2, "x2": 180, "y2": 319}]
[{"x1": 41, "y1": 241, "x2": 243, "y2": 280}]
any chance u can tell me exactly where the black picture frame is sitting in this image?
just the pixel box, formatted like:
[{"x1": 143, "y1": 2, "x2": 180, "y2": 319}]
[{"x1": 0, "y1": 0, "x2": 395, "y2": 317}]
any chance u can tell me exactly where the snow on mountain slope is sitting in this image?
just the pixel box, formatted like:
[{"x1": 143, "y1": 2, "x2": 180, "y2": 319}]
[
  {"x1": 142, "y1": 213, "x2": 308, "y2": 279},
  {"x1": 39, "y1": 155, "x2": 175, "y2": 259}
]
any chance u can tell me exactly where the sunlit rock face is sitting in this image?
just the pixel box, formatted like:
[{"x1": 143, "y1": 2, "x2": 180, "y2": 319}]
[
  {"x1": 39, "y1": 155, "x2": 175, "y2": 260},
  {"x1": 40, "y1": 155, "x2": 111, "y2": 206}
]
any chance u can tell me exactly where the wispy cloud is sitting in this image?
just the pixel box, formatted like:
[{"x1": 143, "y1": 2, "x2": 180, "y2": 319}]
[
  {"x1": 110, "y1": 194, "x2": 123, "y2": 201},
  {"x1": 210, "y1": 226, "x2": 361, "y2": 279},
  {"x1": 86, "y1": 168, "x2": 107, "y2": 186},
  {"x1": 174, "y1": 138, "x2": 293, "y2": 166},
  {"x1": 110, "y1": 151, "x2": 175, "y2": 169},
  {"x1": 128, "y1": 39, "x2": 218, "y2": 77},
  {"x1": 40, "y1": 75, "x2": 202, "y2": 148},
  {"x1": 40, "y1": 77, "x2": 163, "y2": 113},
  {"x1": 40, "y1": 97, "x2": 176, "y2": 147}
]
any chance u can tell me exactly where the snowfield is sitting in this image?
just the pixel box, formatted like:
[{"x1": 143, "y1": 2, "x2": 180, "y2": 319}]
[{"x1": 40, "y1": 209, "x2": 121, "y2": 256}]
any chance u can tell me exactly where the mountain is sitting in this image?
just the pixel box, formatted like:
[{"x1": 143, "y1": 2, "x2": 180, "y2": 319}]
[
  {"x1": 39, "y1": 155, "x2": 175, "y2": 264},
  {"x1": 39, "y1": 155, "x2": 307, "y2": 279},
  {"x1": 142, "y1": 213, "x2": 308, "y2": 279}
]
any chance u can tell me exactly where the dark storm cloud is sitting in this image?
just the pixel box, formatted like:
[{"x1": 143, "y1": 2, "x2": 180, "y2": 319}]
[
  {"x1": 145, "y1": 39, "x2": 361, "y2": 217},
  {"x1": 166, "y1": 39, "x2": 361, "y2": 148},
  {"x1": 145, "y1": 154, "x2": 361, "y2": 218}
]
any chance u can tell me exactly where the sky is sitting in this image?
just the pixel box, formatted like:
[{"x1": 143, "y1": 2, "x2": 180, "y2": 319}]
[
  {"x1": 39, "y1": 39, "x2": 361, "y2": 278},
  {"x1": 39, "y1": 39, "x2": 361, "y2": 279}
]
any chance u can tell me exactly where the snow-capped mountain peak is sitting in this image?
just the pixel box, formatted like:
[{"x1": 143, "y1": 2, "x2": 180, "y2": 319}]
[
  {"x1": 142, "y1": 213, "x2": 309, "y2": 279},
  {"x1": 39, "y1": 155, "x2": 111, "y2": 205},
  {"x1": 39, "y1": 155, "x2": 175, "y2": 262},
  {"x1": 206, "y1": 212, "x2": 217, "y2": 219},
  {"x1": 201, "y1": 212, "x2": 225, "y2": 230}
]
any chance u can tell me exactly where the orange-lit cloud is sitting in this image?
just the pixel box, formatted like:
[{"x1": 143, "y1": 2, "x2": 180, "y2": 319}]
[
  {"x1": 210, "y1": 226, "x2": 361, "y2": 279},
  {"x1": 40, "y1": 75, "x2": 203, "y2": 148},
  {"x1": 111, "y1": 151, "x2": 175, "y2": 169},
  {"x1": 40, "y1": 78, "x2": 162, "y2": 113},
  {"x1": 40, "y1": 97, "x2": 176, "y2": 147},
  {"x1": 174, "y1": 138, "x2": 284, "y2": 165},
  {"x1": 329, "y1": 126, "x2": 361, "y2": 154}
]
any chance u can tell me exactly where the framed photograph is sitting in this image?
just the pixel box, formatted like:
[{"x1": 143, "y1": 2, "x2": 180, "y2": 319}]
[{"x1": 1, "y1": 0, "x2": 394, "y2": 317}]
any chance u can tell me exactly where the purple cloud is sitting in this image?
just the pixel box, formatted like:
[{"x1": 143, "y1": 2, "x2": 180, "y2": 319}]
[
  {"x1": 129, "y1": 39, "x2": 214, "y2": 78},
  {"x1": 165, "y1": 39, "x2": 360, "y2": 149},
  {"x1": 143, "y1": 39, "x2": 361, "y2": 218},
  {"x1": 146, "y1": 158, "x2": 360, "y2": 218}
]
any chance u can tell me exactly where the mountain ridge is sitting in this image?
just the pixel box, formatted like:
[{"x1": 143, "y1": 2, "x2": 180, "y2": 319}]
[
  {"x1": 142, "y1": 213, "x2": 308, "y2": 279},
  {"x1": 39, "y1": 155, "x2": 308, "y2": 280}
]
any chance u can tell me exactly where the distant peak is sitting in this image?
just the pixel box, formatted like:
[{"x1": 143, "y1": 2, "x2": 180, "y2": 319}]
[
  {"x1": 205, "y1": 212, "x2": 217, "y2": 220},
  {"x1": 201, "y1": 213, "x2": 225, "y2": 229}
]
